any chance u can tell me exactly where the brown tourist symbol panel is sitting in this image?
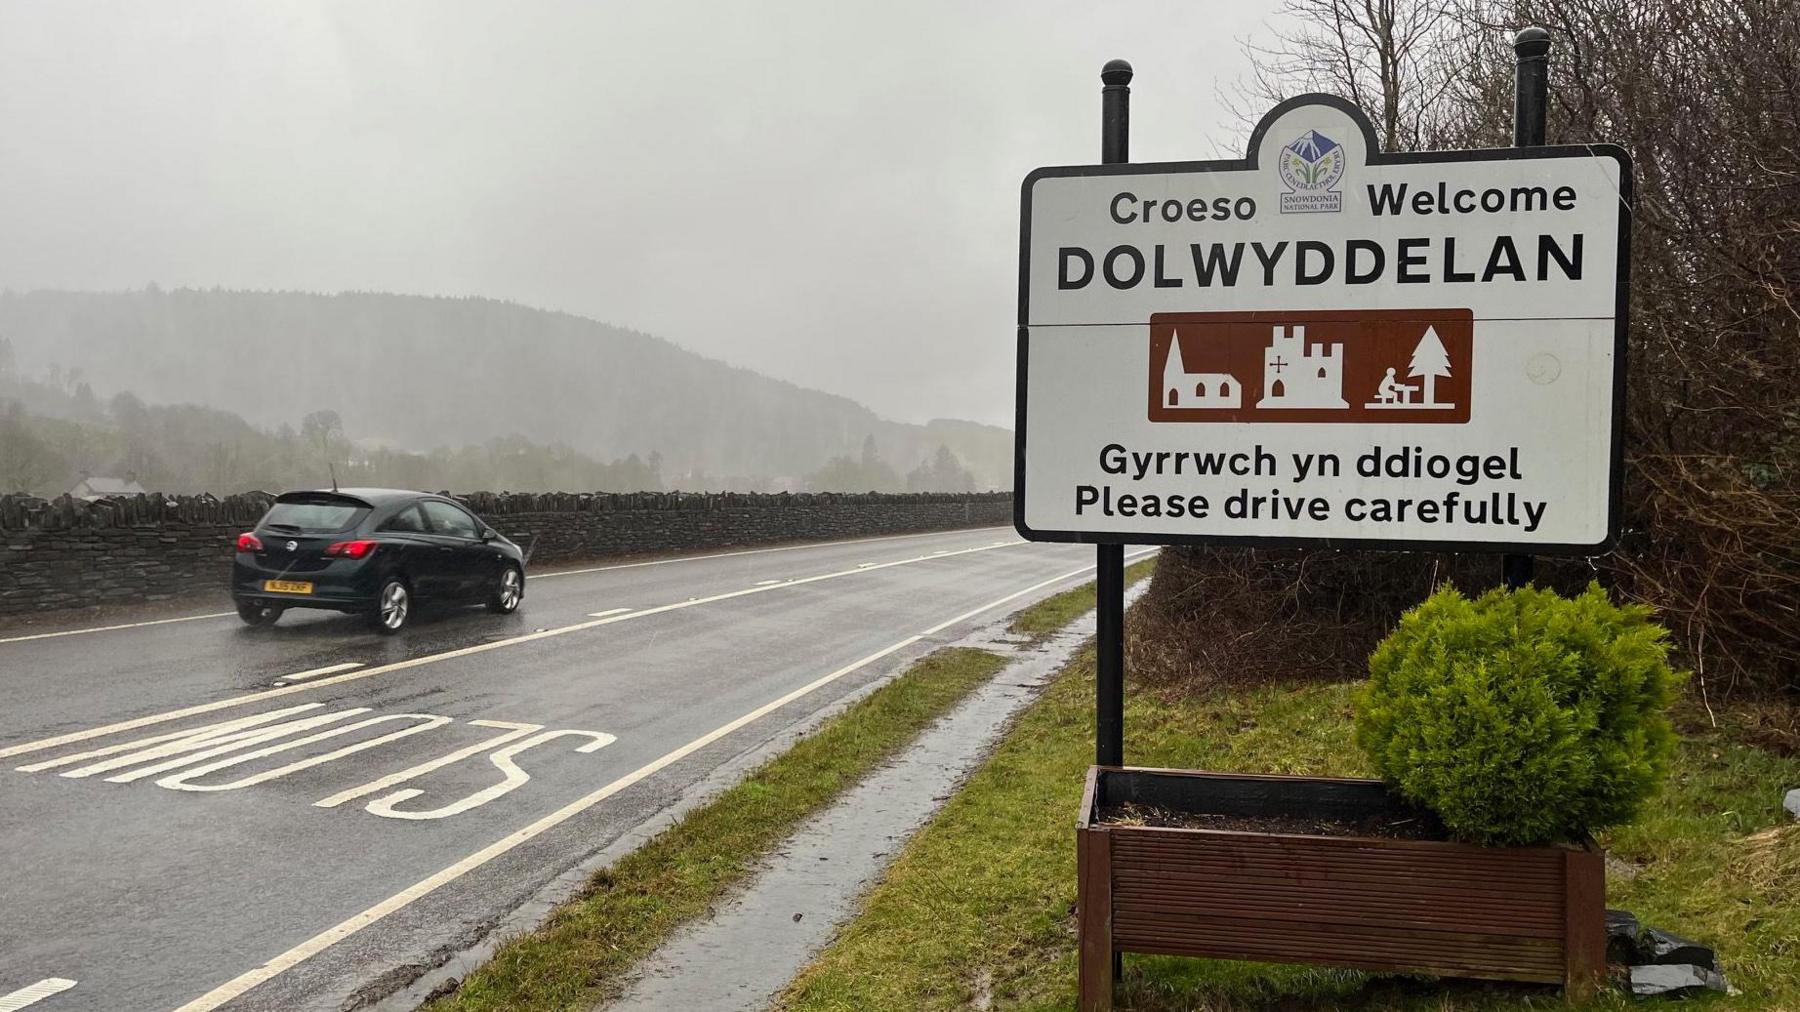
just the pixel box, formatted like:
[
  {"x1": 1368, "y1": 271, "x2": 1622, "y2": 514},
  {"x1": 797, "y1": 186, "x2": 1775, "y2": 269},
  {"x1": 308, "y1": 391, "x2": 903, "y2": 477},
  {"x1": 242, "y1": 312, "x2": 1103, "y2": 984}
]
[{"x1": 1148, "y1": 309, "x2": 1475, "y2": 425}]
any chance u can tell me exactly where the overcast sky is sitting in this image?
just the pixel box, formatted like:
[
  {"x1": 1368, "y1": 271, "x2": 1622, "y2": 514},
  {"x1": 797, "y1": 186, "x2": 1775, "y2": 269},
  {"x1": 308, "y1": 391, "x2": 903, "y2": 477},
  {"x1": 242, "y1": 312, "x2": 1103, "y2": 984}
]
[{"x1": 0, "y1": 1, "x2": 1283, "y2": 427}]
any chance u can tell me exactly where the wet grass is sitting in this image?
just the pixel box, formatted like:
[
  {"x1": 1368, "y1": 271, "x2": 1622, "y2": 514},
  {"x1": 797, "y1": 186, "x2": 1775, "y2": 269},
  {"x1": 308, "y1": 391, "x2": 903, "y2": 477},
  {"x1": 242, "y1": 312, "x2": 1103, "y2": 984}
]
[
  {"x1": 1009, "y1": 557, "x2": 1158, "y2": 642},
  {"x1": 780, "y1": 648, "x2": 1800, "y2": 1011}
]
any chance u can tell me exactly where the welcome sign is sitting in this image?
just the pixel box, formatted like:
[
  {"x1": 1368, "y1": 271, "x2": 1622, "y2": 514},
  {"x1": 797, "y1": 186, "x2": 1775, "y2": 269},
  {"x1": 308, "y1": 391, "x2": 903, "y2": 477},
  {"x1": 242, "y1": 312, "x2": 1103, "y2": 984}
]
[{"x1": 1014, "y1": 95, "x2": 1630, "y2": 552}]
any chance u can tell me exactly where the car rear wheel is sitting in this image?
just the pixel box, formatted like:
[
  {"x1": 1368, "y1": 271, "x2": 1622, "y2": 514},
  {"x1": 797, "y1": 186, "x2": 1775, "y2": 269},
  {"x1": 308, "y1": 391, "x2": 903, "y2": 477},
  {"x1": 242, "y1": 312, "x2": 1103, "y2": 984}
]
[
  {"x1": 237, "y1": 602, "x2": 283, "y2": 627},
  {"x1": 369, "y1": 578, "x2": 411, "y2": 634},
  {"x1": 487, "y1": 565, "x2": 524, "y2": 614}
]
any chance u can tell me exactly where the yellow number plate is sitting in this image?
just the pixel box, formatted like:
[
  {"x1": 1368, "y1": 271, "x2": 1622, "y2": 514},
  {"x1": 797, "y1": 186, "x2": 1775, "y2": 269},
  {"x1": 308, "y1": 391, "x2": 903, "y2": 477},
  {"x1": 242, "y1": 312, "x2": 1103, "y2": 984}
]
[{"x1": 263, "y1": 580, "x2": 313, "y2": 594}]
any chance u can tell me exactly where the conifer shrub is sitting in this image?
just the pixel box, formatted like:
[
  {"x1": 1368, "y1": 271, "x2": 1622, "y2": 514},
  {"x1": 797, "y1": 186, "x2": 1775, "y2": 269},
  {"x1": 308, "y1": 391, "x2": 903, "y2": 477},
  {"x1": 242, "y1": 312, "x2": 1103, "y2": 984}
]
[{"x1": 1354, "y1": 584, "x2": 1682, "y2": 847}]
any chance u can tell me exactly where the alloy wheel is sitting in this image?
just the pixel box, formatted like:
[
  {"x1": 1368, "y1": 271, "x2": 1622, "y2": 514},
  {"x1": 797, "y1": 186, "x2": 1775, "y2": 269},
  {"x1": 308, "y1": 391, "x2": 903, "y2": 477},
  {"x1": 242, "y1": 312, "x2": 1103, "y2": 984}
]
[
  {"x1": 380, "y1": 581, "x2": 409, "y2": 630},
  {"x1": 498, "y1": 567, "x2": 522, "y2": 611}
]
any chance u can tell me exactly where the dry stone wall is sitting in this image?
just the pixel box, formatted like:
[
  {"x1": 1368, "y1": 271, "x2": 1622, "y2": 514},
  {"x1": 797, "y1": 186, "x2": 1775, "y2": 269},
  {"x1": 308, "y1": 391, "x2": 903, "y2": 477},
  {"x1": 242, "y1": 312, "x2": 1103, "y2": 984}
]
[{"x1": 0, "y1": 491, "x2": 1014, "y2": 618}]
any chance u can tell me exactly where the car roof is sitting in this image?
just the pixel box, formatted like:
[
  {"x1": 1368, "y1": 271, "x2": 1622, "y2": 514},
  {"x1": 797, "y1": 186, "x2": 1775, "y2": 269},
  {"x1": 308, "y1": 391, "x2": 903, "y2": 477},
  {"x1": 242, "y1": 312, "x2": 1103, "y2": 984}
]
[{"x1": 275, "y1": 488, "x2": 453, "y2": 509}]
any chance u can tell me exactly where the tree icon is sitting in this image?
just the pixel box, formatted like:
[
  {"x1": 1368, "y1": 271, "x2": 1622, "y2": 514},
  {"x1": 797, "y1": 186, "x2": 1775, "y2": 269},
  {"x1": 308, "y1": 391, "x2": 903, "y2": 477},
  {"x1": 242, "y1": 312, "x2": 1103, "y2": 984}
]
[{"x1": 1408, "y1": 326, "x2": 1452, "y2": 406}]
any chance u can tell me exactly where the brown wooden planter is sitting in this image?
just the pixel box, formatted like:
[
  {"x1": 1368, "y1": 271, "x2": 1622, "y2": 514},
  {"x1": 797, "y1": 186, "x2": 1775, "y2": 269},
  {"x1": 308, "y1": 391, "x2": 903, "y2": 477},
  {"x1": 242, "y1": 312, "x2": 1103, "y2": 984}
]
[{"x1": 1076, "y1": 766, "x2": 1605, "y2": 1011}]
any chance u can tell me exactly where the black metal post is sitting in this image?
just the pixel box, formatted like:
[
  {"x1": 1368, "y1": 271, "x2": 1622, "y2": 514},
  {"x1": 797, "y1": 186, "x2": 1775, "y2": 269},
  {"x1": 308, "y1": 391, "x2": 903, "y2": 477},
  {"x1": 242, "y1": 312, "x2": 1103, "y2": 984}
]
[
  {"x1": 1095, "y1": 59, "x2": 1131, "y2": 768},
  {"x1": 1513, "y1": 27, "x2": 1550, "y2": 147},
  {"x1": 1504, "y1": 29, "x2": 1548, "y2": 591}
]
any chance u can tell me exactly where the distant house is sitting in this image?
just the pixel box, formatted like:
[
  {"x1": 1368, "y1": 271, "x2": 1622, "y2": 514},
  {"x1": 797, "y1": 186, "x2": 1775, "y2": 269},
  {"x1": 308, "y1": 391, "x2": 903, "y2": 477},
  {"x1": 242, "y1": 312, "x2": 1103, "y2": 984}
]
[{"x1": 69, "y1": 473, "x2": 147, "y2": 500}]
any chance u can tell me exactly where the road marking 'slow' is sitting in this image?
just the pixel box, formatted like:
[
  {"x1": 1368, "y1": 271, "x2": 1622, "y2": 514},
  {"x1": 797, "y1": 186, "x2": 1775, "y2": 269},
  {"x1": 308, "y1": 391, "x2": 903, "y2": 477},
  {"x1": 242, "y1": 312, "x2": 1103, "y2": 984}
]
[
  {"x1": 273, "y1": 662, "x2": 364, "y2": 685},
  {"x1": 173, "y1": 561, "x2": 1117, "y2": 1010},
  {"x1": 0, "y1": 978, "x2": 76, "y2": 1011},
  {"x1": 527, "y1": 525, "x2": 1011, "y2": 580},
  {"x1": 0, "y1": 612, "x2": 236, "y2": 646},
  {"x1": 0, "y1": 539, "x2": 1026, "y2": 762},
  {"x1": 585, "y1": 608, "x2": 633, "y2": 619},
  {"x1": 173, "y1": 633, "x2": 927, "y2": 1011}
]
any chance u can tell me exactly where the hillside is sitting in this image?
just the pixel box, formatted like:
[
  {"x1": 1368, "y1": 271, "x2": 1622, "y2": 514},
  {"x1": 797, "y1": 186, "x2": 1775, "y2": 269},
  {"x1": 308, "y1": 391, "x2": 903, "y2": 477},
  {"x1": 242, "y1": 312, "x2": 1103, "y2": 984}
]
[{"x1": 0, "y1": 289, "x2": 1011, "y2": 489}]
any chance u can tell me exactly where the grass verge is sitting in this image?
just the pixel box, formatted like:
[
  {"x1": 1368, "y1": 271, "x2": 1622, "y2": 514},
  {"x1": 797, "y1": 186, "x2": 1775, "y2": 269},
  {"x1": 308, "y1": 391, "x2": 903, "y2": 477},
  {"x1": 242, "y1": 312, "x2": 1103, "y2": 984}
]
[
  {"x1": 430, "y1": 562, "x2": 1155, "y2": 1011},
  {"x1": 1010, "y1": 558, "x2": 1158, "y2": 641},
  {"x1": 781, "y1": 647, "x2": 1800, "y2": 1010},
  {"x1": 428, "y1": 647, "x2": 1006, "y2": 1011}
]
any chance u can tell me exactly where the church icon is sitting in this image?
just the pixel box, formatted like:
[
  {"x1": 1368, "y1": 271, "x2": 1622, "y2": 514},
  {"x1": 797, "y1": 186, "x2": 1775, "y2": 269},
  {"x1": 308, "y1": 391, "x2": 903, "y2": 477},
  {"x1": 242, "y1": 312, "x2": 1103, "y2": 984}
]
[
  {"x1": 1160, "y1": 330, "x2": 1241, "y2": 409},
  {"x1": 1256, "y1": 325, "x2": 1347, "y2": 409}
]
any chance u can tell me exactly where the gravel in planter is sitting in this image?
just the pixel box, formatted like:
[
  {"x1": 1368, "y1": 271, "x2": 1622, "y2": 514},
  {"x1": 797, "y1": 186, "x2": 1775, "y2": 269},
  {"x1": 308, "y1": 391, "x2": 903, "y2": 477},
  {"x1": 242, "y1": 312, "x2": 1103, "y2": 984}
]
[{"x1": 1098, "y1": 801, "x2": 1441, "y2": 841}]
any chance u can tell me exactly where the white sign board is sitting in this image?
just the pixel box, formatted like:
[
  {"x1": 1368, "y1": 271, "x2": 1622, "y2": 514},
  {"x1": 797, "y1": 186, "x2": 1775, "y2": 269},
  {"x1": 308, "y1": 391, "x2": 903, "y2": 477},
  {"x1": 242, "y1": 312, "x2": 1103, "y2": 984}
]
[{"x1": 1016, "y1": 95, "x2": 1630, "y2": 553}]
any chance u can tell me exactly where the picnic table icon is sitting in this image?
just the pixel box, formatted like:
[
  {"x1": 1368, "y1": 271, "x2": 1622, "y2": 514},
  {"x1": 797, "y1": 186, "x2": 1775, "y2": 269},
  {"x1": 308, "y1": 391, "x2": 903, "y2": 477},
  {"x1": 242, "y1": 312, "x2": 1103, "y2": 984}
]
[{"x1": 1363, "y1": 325, "x2": 1456, "y2": 411}]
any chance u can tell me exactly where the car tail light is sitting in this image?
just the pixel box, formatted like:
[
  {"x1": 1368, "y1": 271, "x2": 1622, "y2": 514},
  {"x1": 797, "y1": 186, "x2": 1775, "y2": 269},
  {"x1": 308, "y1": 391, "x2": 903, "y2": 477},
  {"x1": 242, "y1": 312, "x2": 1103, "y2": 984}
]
[
  {"x1": 237, "y1": 532, "x2": 263, "y2": 552},
  {"x1": 325, "y1": 539, "x2": 379, "y2": 560}
]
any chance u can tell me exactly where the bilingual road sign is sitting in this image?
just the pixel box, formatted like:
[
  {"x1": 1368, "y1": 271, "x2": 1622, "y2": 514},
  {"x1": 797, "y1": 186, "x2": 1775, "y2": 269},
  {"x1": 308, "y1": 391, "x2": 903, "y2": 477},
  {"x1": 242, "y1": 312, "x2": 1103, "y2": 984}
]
[{"x1": 1015, "y1": 94, "x2": 1630, "y2": 553}]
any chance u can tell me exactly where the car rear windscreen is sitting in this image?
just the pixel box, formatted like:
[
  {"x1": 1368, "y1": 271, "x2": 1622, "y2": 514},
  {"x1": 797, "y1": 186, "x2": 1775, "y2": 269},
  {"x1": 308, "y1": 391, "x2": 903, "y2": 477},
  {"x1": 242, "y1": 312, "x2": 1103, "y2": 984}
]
[{"x1": 261, "y1": 500, "x2": 370, "y2": 534}]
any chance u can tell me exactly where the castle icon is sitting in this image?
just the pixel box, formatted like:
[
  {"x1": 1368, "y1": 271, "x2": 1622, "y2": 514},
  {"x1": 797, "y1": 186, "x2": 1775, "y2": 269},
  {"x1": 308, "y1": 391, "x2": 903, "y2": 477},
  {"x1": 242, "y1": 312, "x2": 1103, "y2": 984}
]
[
  {"x1": 1256, "y1": 325, "x2": 1346, "y2": 409},
  {"x1": 1160, "y1": 332, "x2": 1241, "y2": 409}
]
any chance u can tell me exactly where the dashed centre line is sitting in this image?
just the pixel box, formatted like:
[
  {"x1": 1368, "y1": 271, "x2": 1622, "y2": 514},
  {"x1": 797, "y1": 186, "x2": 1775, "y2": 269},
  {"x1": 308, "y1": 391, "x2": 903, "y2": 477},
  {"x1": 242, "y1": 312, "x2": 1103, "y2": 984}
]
[
  {"x1": 0, "y1": 528, "x2": 1016, "y2": 645},
  {"x1": 0, "y1": 978, "x2": 76, "y2": 1011},
  {"x1": 273, "y1": 662, "x2": 365, "y2": 686},
  {"x1": 0, "y1": 539, "x2": 1027, "y2": 762},
  {"x1": 527, "y1": 525, "x2": 1011, "y2": 580}
]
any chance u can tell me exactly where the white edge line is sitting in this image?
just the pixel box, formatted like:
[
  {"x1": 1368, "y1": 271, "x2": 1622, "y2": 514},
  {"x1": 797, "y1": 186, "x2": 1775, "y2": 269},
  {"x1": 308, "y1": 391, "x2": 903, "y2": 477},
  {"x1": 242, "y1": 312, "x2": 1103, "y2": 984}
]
[
  {"x1": 527, "y1": 525, "x2": 1013, "y2": 580},
  {"x1": 918, "y1": 548, "x2": 1157, "y2": 637},
  {"x1": 172, "y1": 553, "x2": 1154, "y2": 1010},
  {"x1": 0, "y1": 978, "x2": 78, "y2": 1011},
  {"x1": 172, "y1": 634, "x2": 928, "y2": 1011},
  {"x1": 585, "y1": 608, "x2": 633, "y2": 618},
  {"x1": 0, "y1": 611, "x2": 236, "y2": 646},
  {"x1": 0, "y1": 539, "x2": 1025, "y2": 761},
  {"x1": 277, "y1": 662, "x2": 365, "y2": 684}
]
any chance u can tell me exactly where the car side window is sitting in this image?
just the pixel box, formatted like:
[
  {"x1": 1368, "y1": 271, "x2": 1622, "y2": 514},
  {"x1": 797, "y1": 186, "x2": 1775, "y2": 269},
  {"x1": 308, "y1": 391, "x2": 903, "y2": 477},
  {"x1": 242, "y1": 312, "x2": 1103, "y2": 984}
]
[
  {"x1": 422, "y1": 500, "x2": 481, "y2": 540},
  {"x1": 378, "y1": 504, "x2": 429, "y2": 533}
]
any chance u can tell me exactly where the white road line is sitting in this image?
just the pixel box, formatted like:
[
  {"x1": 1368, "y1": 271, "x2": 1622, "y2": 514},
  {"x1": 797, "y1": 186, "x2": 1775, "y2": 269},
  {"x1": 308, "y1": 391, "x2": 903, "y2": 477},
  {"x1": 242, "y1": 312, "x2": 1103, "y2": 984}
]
[
  {"x1": 0, "y1": 978, "x2": 76, "y2": 1011},
  {"x1": 917, "y1": 548, "x2": 1157, "y2": 637},
  {"x1": 754, "y1": 579, "x2": 782, "y2": 586},
  {"x1": 585, "y1": 608, "x2": 633, "y2": 619},
  {"x1": 274, "y1": 662, "x2": 364, "y2": 684},
  {"x1": 0, "y1": 539, "x2": 1027, "y2": 761},
  {"x1": 0, "y1": 528, "x2": 1014, "y2": 645},
  {"x1": 172, "y1": 633, "x2": 927, "y2": 1012},
  {"x1": 528, "y1": 525, "x2": 1012, "y2": 580},
  {"x1": 172, "y1": 561, "x2": 1129, "y2": 1010},
  {"x1": 0, "y1": 612, "x2": 235, "y2": 646}
]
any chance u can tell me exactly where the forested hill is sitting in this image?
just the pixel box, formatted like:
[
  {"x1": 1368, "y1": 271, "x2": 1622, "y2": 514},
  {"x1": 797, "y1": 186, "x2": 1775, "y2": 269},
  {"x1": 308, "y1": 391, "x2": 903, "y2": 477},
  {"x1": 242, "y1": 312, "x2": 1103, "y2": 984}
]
[{"x1": 0, "y1": 289, "x2": 1009, "y2": 489}]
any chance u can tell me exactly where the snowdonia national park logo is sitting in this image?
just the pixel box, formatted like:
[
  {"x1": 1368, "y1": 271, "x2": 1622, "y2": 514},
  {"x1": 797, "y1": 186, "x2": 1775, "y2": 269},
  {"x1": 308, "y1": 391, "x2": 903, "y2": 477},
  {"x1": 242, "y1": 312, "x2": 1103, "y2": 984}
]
[{"x1": 1277, "y1": 129, "x2": 1344, "y2": 213}]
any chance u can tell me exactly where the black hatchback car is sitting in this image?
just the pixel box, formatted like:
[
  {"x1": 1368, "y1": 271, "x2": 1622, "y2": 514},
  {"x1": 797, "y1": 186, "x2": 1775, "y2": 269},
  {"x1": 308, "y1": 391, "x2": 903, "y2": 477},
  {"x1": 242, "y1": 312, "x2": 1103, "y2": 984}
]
[{"x1": 232, "y1": 488, "x2": 526, "y2": 633}]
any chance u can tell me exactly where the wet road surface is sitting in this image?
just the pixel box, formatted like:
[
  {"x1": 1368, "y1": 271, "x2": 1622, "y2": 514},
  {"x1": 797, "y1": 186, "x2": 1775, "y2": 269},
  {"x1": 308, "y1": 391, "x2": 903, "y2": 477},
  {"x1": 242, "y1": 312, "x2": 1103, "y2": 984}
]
[{"x1": 0, "y1": 526, "x2": 1099, "y2": 1011}]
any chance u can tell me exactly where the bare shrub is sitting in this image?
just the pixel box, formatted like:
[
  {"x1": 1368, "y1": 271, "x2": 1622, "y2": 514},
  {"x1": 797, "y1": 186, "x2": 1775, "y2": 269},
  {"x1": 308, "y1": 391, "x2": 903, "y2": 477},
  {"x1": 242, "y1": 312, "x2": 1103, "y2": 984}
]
[{"x1": 1146, "y1": 0, "x2": 1800, "y2": 695}]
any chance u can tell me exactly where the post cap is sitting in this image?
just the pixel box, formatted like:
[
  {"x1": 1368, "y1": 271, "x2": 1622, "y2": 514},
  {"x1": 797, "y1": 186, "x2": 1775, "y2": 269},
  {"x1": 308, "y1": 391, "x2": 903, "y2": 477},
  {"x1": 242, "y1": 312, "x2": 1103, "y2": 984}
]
[
  {"x1": 1101, "y1": 58, "x2": 1134, "y2": 86},
  {"x1": 1513, "y1": 26, "x2": 1551, "y2": 59}
]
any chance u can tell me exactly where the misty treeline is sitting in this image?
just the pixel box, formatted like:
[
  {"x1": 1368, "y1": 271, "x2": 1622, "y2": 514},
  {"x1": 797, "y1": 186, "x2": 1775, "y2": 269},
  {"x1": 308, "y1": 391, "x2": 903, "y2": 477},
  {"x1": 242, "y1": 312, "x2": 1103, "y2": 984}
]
[
  {"x1": 0, "y1": 360, "x2": 665, "y2": 494},
  {"x1": 1141, "y1": 0, "x2": 1800, "y2": 695},
  {"x1": 0, "y1": 289, "x2": 1011, "y2": 495},
  {"x1": 806, "y1": 436, "x2": 976, "y2": 493},
  {"x1": 0, "y1": 341, "x2": 981, "y2": 497}
]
